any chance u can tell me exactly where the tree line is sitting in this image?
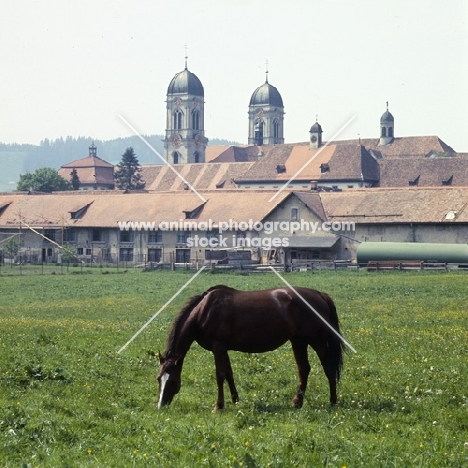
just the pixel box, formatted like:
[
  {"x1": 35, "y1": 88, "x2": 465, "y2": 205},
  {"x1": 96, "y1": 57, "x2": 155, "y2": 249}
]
[
  {"x1": 1, "y1": 135, "x2": 166, "y2": 172},
  {"x1": 1, "y1": 135, "x2": 239, "y2": 173}
]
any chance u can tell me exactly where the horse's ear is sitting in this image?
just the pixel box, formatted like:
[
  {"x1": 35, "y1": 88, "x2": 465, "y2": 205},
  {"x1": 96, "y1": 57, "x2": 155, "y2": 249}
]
[{"x1": 159, "y1": 351, "x2": 164, "y2": 364}]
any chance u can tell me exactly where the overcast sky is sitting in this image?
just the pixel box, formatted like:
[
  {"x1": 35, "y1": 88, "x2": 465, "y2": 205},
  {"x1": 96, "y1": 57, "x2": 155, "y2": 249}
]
[{"x1": 1, "y1": 0, "x2": 467, "y2": 152}]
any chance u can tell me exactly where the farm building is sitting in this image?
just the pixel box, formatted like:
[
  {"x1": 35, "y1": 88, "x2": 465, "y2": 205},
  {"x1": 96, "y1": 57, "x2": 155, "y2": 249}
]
[
  {"x1": 58, "y1": 143, "x2": 115, "y2": 190},
  {"x1": 1, "y1": 187, "x2": 468, "y2": 267}
]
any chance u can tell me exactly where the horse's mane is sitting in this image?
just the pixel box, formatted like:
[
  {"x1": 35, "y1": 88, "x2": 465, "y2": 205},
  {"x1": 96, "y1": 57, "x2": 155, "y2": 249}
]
[
  {"x1": 163, "y1": 285, "x2": 234, "y2": 359},
  {"x1": 205, "y1": 284, "x2": 236, "y2": 293}
]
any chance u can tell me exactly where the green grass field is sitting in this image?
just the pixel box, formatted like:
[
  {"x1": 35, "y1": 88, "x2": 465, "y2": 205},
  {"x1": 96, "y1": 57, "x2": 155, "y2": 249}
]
[{"x1": 0, "y1": 270, "x2": 467, "y2": 467}]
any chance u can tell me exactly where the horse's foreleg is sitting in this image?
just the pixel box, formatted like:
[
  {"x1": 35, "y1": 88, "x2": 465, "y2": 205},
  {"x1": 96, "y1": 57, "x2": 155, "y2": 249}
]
[
  {"x1": 290, "y1": 337, "x2": 311, "y2": 408},
  {"x1": 212, "y1": 345, "x2": 237, "y2": 411},
  {"x1": 225, "y1": 353, "x2": 239, "y2": 405}
]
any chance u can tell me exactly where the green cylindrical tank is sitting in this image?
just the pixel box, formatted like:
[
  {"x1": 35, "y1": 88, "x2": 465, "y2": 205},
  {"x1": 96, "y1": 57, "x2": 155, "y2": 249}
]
[{"x1": 356, "y1": 242, "x2": 468, "y2": 264}]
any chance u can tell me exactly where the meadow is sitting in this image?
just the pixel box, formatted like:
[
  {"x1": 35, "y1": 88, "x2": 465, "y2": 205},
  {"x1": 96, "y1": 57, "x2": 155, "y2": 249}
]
[{"x1": 0, "y1": 268, "x2": 467, "y2": 467}]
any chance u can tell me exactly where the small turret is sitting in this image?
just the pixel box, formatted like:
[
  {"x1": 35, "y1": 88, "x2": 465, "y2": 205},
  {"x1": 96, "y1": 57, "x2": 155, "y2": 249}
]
[
  {"x1": 89, "y1": 142, "x2": 97, "y2": 157},
  {"x1": 379, "y1": 102, "x2": 394, "y2": 146},
  {"x1": 309, "y1": 118, "x2": 323, "y2": 150}
]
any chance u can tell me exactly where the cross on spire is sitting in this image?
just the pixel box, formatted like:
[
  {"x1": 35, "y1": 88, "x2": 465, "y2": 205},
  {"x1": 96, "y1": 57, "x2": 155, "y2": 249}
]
[
  {"x1": 265, "y1": 59, "x2": 269, "y2": 82},
  {"x1": 184, "y1": 44, "x2": 188, "y2": 69}
]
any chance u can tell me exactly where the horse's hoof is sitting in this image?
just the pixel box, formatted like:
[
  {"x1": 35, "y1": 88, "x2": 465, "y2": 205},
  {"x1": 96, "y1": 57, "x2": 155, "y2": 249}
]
[{"x1": 292, "y1": 399, "x2": 303, "y2": 409}]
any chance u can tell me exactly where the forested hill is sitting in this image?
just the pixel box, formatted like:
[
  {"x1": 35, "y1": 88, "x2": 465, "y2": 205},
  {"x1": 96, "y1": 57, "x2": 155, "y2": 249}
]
[
  {"x1": 0, "y1": 135, "x2": 240, "y2": 172},
  {"x1": 0, "y1": 135, "x2": 240, "y2": 192}
]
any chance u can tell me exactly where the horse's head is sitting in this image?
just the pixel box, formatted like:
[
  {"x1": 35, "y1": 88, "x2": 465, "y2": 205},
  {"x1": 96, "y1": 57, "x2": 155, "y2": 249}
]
[{"x1": 157, "y1": 353, "x2": 183, "y2": 409}]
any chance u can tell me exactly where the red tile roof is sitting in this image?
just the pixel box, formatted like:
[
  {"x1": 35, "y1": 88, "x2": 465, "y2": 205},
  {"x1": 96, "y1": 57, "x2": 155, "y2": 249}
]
[{"x1": 0, "y1": 190, "x2": 289, "y2": 229}]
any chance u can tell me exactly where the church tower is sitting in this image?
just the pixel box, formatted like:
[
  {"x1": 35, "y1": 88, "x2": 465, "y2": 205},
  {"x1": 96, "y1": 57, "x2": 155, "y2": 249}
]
[
  {"x1": 164, "y1": 56, "x2": 207, "y2": 164},
  {"x1": 309, "y1": 118, "x2": 323, "y2": 150},
  {"x1": 379, "y1": 102, "x2": 395, "y2": 146},
  {"x1": 248, "y1": 69, "x2": 284, "y2": 146}
]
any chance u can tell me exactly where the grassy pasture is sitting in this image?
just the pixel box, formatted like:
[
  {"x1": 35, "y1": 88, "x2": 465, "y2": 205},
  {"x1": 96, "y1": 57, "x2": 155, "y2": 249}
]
[{"x1": 0, "y1": 269, "x2": 467, "y2": 467}]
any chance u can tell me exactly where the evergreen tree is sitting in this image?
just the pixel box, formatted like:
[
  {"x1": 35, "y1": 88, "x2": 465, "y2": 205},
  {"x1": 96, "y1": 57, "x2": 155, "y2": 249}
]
[
  {"x1": 16, "y1": 167, "x2": 73, "y2": 192},
  {"x1": 70, "y1": 168, "x2": 80, "y2": 190},
  {"x1": 114, "y1": 147, "x2": 146, "y2": 190}
]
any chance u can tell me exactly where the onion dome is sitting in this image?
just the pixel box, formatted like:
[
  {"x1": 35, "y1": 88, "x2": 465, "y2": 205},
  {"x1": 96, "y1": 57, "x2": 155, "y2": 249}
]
[
  {"x1": 380, "y1": 102, "x2": 394, "y2": 123},
  {"x1": 167, "y1": 67, "x2": 204, "y2": 96},
  {"x1": 249, "y1": 80, "x2": 283, "y2": 107},
  {"x1": 309, "y1": 121, "x2": 323, "y2": 133}
]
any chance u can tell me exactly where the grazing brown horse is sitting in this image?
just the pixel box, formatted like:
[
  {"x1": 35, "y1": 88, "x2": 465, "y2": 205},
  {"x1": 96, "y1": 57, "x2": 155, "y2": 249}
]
[{"x1": 157, "y1": 285, "x2": 345, "y2": 411}]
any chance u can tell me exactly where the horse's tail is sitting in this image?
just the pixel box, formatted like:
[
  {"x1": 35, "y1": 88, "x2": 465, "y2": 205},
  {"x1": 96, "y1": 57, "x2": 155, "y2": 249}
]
[{"x1": 319, "y1": 292, "x2": 345, "y2": 383}]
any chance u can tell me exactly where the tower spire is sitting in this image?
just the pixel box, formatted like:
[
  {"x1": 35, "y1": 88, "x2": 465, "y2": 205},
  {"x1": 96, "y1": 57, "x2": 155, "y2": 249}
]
[
  {"x1": 184, "y1": 44, "x2": 188, "y2": 69},
  {"x1": 265, "y1": 59, "x2": 269, "y2": 83}
]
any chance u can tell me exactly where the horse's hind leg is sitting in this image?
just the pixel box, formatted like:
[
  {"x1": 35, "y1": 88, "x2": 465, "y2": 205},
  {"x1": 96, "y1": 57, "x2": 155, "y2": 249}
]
[
  {"x1": 290, "y1": 337, "x2": 311, "y2": 408},
  {"x1": 312, "y1": 343, "x2": 337, "y2": 405}
]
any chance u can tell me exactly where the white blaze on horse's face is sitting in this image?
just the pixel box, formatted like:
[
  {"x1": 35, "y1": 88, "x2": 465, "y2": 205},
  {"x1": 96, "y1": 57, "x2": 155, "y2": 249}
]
[{"x1": 157, "y1": 372, "x2": 170, "y2": 410}]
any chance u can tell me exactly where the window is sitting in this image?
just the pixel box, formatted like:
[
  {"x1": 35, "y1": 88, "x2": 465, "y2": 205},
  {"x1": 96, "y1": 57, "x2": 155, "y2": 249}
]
[
  {"x1": 77, "y1": 248, "x2": 84, "y2": 255},
  {"x1": 254, "y1": 120, "x2": 264, "y2": 146},
  {"x1": 173, "y1": 110, "x2": 182, "y2": 130},
  {"x1": 235, "y1": 230, "x2": 246, "y2": 241},
  {"x1": 148, "y1": 231, "x2": 162, "y2": 243},
  {"x1": 177, "y1": 231, "x2": 191, "y2": 244},
  {"x1": 291, "y1": 208, "x2": 298, "y2": 221},
  {"x1": 176, "y1": 249, "x2": 190, "y2": 263},
  {"x1": 192, "y1": 110, "x2": 200, "y2": 130},
  {"x1": 388, "y1": 127, "x2": 393, "y2": 137},
  {"x1": 148, "y1": 248, "x2": 162, "y2": 262},
  {"x1": 320, "y1": 163, "x2": 330, "y2": 173},
  {"x1": 120, "y1": 230, "x2": 134, "y2": 243},
  {"x1": 381, "y1": 127, "x2": 387, "y2": 137},
  {"x1": 62, "y1": 228, "x2": 76, "y2": 243},
  {"x1": 173, "y1": 152, "x2": 180, "y2": 164},
  {"x1": 273, "y1": 118, "x2": 280, "y2": 143},
  {"x1": 442, "y1": 175, "x2": 453, "y2": 186},
  {"x1": 86, "y1": 248, "x2": 92, "y2": 256},
  {"x1": 92, "y1": 229, "x2": 102, "y2": 242},
  {"x1": 44, "y1": 229, "x2": 56, "y2": 242},
  {"x1": 194, "y1": 151, "x2": 200, "y2": 163},
  {"x1": 206, "y1": 230, "x2": 219, "y2": 241},
  {"x1": 119, "y1": 248, "x2": 133, "y2": 261}
]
